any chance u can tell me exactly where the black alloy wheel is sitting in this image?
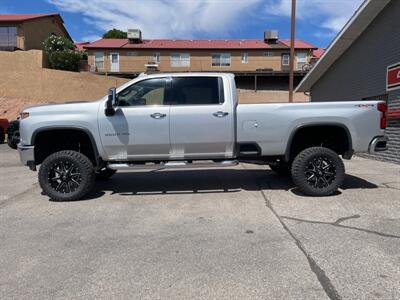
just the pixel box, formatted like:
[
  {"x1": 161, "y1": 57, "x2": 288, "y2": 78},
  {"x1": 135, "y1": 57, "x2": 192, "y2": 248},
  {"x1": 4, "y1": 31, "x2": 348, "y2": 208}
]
[
  {"x1": 39, "y1": 150, "x2": 95, "y2": 201},
  {"x1": 304, "y1": 156, "x2": 336, "y2": 189},
  {"x1": 291, "y1": 147, "x2": 345, "y2": 196},
  {"x1": 48, "y1": 160, "x2": 82, "y2": 193}
]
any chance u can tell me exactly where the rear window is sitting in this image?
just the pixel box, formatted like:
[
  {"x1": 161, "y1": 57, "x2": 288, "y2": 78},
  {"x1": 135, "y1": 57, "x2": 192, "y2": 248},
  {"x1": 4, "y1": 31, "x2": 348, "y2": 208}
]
[{"x1": 170, "y1": 77, "x2": 224, "y2": 105}]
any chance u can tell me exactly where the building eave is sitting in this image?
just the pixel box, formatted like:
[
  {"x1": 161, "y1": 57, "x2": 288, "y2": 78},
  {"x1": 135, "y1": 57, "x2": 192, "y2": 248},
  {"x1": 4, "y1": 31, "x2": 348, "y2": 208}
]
[{"x1": 295, "y1": 0, "x2": 391, "y2": 93}]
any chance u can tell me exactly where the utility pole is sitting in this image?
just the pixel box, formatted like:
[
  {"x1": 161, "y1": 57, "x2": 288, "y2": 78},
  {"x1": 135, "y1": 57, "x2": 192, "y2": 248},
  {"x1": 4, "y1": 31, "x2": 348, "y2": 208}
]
[{"x1": 289, "y1": 0, "x2": 296, "y2": 102}]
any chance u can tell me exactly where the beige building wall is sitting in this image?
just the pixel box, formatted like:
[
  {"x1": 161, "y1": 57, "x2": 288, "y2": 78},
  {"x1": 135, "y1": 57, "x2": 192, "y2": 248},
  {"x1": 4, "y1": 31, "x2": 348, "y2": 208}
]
[
  {"x1": 22, "y1": 17, "x2": 69, "y2": 50},
  {"x1": 1, "y1": 16, "x2": 70, "y2": 51},
  {"x1": 88, "y1": 49, "x2": 312, "y2": 73}
]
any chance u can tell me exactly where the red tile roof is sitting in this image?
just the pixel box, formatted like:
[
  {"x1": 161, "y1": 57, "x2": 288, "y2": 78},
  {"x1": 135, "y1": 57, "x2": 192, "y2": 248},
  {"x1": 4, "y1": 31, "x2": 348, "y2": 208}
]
[
  {"x1": 84, "y1": 38, "x2": 317, "y2": 50},
  {"x1": 75, "y1": 42, "x2": 90, "y2": 51},
  {"x1": 312, "y1": 48, "x2": 325, "y2": 58},
  {"x1": 0, "y1": 13, "x2": 61, "y2": 22}
]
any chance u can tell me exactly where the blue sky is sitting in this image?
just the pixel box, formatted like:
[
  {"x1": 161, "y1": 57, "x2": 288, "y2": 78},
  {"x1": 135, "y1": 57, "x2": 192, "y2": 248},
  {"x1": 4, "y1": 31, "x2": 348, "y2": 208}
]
[{"x1": 0, "y1": 0, "x2": 364, "y2": 48}]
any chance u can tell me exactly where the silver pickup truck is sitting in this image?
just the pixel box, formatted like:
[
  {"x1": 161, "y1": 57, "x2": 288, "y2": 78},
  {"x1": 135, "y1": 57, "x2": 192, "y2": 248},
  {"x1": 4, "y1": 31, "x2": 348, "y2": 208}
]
[{"x1": 18, "y1": 73, "x2": 388, "y2": 200}]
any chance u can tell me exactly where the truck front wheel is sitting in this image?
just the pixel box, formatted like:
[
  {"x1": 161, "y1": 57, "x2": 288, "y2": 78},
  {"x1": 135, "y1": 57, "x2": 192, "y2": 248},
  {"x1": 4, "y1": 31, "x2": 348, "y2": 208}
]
[
  {"x1": 291, "y1": 147, "x2": 345, "y2": 196},
  {"x1": 39, "y1": 150, "x2": 95, "y2": 201}
]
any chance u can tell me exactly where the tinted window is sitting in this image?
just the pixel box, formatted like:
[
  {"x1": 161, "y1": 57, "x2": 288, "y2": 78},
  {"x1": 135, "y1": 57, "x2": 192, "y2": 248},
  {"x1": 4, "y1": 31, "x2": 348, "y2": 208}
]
[
  {"x1": 170, "y1": 77, "x2": 224, "y2": 105},
  {"x1": 117, "y1": 78, "x2": 166, "y2": 106},
  {"x1": 0, "y1": 27, "x2": 17, "y2": 49}
]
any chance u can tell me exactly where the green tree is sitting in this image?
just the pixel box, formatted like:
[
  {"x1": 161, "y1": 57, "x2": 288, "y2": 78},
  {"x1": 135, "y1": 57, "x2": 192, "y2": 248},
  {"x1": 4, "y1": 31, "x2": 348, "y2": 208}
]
[
  {"x1": 103, "y1": 28, "x2": 127, "y2": 39},
  {"x1": 43, "y1": 35, "x2": 82, "y2": 72}
]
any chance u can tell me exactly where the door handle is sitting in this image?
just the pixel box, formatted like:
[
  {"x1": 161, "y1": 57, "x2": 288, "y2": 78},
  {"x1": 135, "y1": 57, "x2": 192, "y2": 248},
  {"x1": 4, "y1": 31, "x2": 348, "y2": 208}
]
[
  {"x1": 150, "y1": 113, "x2": 167, "y2": 119},
  {"x1": 213, "y1": 111, "x2": 229, "y2": 118}
]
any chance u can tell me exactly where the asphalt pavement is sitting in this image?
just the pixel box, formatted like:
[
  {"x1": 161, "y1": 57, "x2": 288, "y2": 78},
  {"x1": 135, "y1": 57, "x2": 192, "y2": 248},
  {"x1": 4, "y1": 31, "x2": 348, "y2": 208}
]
[{"x1": 0, "y1": 144, "x2": 399, "y2": 299}]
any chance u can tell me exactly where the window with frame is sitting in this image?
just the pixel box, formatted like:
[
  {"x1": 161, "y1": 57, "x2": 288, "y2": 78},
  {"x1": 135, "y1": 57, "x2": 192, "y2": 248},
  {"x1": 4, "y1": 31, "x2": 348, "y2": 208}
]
[
  {"x1": 127, "y1": 51, "x2": 138, "y2": 56},
  {"x1": 263, "y1": 51, "x2": 273, "y2": 57},
  {"x1": 111, "y1": 53, "x2": 119, "y2": 63},
  {"x1": 241, "y1": 52, "x2": 248, "y2": 64},
  {"x1": 0, "y1": 26, "x2": 17, "y2": 49},
  {"x1": 282, "y1": 53, "x2": 290, "y2": 66},
  {"x1": 170, "y1": 77, "x2": 224, "y2": 105},
  {"x1": 152, "y1": 52, "x2": 160, "y2": 63},
  {"x1": 94, "y1": 52, "x2": 104, "y2": 69},
  {"x1": 296, "y1": 52, "x2": 307, "y2": 70},
  {"x1": 116, "y1": 78, "x2": 167, "y2": 106},
  {"x1": 170, "y1": 53, "x2": 190, "y2": 67},
  {"x1": 212, "y1": 53, "x2": 231, "y2": 67}
]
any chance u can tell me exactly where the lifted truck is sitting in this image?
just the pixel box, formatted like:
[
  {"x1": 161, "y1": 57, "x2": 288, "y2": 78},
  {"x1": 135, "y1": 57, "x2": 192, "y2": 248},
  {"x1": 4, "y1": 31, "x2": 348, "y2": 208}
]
[{"x1": 18, "y1": 73, "x2": 388, "y2": 201}]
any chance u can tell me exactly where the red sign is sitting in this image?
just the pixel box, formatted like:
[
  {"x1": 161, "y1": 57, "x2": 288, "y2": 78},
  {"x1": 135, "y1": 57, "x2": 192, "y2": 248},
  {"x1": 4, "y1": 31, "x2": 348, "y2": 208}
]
[{"x1": 387, "y1": 63, "x2": 400, "y2": 91}]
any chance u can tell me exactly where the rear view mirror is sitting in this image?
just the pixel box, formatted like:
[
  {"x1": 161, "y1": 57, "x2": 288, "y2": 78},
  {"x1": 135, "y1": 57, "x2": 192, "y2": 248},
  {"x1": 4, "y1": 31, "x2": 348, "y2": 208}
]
[{"x1": 105, "y1": 87, "x2": 116, "y2": 116}]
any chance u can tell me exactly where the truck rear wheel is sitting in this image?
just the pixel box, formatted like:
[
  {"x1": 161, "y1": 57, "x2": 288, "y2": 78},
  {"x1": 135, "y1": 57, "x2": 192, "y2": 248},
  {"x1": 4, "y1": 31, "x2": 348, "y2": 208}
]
[
  {"x1": 291, "y1": 147, "x2": 345, "y2": 196},
  {"x1": 39, "y1": 150, "x2": 95, "y2": 201}
]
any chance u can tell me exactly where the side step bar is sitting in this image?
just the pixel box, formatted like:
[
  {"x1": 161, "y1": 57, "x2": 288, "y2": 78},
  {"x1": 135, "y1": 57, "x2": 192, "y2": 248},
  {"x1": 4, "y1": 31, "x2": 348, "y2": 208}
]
[{"x1": 108, "y1": 160, "x2": 239, "y2": 171}]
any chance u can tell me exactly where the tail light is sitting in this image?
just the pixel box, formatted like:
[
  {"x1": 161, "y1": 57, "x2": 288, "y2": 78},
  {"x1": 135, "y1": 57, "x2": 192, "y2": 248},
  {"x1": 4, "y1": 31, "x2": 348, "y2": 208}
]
[{"x1": 377, "y1": 102, "x2": 387, "y2": 129}]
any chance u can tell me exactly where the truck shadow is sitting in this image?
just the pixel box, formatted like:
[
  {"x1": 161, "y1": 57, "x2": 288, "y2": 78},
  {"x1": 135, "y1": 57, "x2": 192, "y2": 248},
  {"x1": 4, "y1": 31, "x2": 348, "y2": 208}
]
[{"x1": 84, "y1": 169, "x2": 378, "y2": 200}]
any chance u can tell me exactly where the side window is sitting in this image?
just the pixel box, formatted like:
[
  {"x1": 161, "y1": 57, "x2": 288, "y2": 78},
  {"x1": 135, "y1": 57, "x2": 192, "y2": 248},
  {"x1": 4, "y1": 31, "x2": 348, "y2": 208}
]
[
  {"x1": 170, "y1": 77, "x2": 224, "y2": 105},
  {"x1": 282, "y1": 53, "x2": 290, "y2": 66},
  {"x1": 94, "y1": 52, "x2": 104, "y2": 69},
  {"x1": 117, "y1": 78, "x2": 167, "y2": 107}
]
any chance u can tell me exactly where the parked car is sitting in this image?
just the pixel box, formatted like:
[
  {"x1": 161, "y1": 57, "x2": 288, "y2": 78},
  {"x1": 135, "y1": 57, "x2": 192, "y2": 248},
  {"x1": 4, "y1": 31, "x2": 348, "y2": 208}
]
[
  {"x1": 17, "y1": 73, "x2": 388, "y2": 201},
  {"x1": 0, "y1": 118, "x2": 9, "y2": 144},
  {"x1": 7, "y1": 119, "x2": 20, "y2": 149}
]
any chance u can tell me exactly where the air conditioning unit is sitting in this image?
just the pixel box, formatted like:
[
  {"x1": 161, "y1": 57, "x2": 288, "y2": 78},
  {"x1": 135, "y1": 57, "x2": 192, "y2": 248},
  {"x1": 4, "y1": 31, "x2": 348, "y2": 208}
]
[
  {"x1": 264, "y1": 30, "x2": 278, "y2": 43},
  {"x1": 127, "y1": 29, "x2": 142, "y2": 42}
]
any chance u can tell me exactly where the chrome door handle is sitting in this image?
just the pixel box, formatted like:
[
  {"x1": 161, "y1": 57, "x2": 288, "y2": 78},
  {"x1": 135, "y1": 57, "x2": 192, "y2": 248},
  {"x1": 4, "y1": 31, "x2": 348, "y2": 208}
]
[
  {"x1": 150, "y1": 113, "x2": 166, "y2": 119},
  {"x1": 213, "y1": 111, "x2": 229, "y2": 118}
]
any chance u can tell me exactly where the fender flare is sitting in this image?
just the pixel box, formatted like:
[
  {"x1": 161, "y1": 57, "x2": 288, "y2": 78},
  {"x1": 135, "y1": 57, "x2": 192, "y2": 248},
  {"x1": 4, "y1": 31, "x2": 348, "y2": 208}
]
[
  {"x1": 31, "y1": 126, "x2": 101, "y2": 166},
  {"x1": 284, "y1": 122, "x2": 353, "y2": 162}
]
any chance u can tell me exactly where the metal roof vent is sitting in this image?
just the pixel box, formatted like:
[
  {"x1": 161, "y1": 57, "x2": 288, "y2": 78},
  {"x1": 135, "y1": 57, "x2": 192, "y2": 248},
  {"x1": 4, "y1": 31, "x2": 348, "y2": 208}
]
[
  {"x1": 127, "y1": 29, "x2": 142, "y2": 43},
  {"x1": 264, "y1": 30, "x2": 278, "y2": 44}
]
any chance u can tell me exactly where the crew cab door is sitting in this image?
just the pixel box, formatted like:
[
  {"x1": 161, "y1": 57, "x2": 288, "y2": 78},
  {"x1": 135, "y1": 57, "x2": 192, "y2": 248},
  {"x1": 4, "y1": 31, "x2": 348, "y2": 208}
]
[
  {"x1": 98, "y1": 77, "x2": 171, "y2": 160},
  {"x1": 168, "y1": 76, "x2": 235, "y2": 159}
]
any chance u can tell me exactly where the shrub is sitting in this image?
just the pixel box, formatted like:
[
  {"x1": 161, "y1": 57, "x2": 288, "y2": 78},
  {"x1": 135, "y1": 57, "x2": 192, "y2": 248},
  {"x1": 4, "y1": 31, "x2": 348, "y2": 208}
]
[
  {"x1": 43, "y1": 35, "x2": 82, "y2": 72},
  {"x1": 48, "y1": 50, "x2": 82, "y2": 72}
]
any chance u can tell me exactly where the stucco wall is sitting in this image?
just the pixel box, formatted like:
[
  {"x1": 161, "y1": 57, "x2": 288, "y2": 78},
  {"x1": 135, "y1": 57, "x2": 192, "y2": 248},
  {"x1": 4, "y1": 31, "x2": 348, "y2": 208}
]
[
  {"x1": 0, "y1": 50, "x2": 129, "y2": 119},
  {"x1": 22, "y1": 16, "x2": 69, "y2": 50}
]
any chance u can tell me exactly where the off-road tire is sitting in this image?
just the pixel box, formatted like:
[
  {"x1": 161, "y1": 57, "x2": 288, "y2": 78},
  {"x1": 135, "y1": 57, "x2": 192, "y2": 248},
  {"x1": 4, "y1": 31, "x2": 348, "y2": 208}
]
[
  {"x1": 291, "y1": 147, "x2": 345, "y2": 196},
  {"x1": 269, "y1": 162, "x2": 291, "y2": 176},
  {"x1": 95, "y1": 167, "x2": 117, "y2": 180},
  {"x1": 39, "y1": 150, "x2": 95, "y2": 201}
]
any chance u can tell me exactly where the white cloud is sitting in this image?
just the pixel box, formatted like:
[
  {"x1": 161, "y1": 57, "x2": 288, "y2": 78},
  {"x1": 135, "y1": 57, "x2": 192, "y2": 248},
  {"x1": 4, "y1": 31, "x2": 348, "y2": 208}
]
[
  {"x1": 265, "y1": 0, "x2": 364, "y2": 33},
  {"x1": 79, "y1": 35, "x2": 102, "y2": 42},
  {"x1": 47, "y1": 0, "x2": 260, "y2": 38}
]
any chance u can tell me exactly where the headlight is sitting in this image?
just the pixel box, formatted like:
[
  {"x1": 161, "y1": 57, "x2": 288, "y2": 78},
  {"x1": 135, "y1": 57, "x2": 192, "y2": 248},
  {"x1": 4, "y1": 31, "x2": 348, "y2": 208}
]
[{"x1": 20, "y1": 112, "x2": 30, "y2": 119}]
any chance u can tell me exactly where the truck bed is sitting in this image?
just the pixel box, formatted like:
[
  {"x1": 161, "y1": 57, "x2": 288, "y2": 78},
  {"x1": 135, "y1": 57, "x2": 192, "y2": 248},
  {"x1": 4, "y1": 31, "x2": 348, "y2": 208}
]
[{"x1": 236, "y1": 101, "x2": 385, "y2": 156}]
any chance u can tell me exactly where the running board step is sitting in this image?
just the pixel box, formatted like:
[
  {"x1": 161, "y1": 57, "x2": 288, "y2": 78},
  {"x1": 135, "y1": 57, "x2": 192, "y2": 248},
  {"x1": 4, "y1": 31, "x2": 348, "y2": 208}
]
[{"x1": 108, "y1": 160, "x2": 239, "y2": 171}]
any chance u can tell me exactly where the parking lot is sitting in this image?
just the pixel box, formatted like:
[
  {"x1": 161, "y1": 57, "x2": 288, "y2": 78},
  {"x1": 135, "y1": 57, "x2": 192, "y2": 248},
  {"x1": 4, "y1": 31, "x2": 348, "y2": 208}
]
[{"x1": 0, "y1": 143, "x2": 399, "y2": 299}]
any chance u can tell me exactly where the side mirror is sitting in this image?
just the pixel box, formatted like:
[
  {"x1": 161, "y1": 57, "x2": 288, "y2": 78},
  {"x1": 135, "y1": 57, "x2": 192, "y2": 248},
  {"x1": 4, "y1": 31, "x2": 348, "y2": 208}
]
[{"x1": 105, "y1": 87, "x2": 116, "y2": 116}]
